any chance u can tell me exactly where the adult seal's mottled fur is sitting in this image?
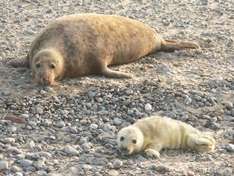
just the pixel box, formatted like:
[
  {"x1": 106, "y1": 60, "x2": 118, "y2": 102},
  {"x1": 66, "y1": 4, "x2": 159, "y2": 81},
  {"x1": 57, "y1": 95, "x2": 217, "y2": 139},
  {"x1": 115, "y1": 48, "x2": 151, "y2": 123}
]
[
  {"x1": 8, "y1": 14, "x2": 199, "y2": 85},
  {"x1": 117, "y1": 116, "x2": 215, "y2": 158}
]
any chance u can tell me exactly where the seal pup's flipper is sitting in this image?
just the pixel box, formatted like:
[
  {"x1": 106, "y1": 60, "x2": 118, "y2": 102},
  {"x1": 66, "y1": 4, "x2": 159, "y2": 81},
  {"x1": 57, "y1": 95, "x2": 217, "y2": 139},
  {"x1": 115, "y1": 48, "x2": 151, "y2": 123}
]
[
  {"x1": 160, "y1": 39, "x2": 200, "y2": 52},
  {"x1": 187, "y1": 133, "x2": 215, "y2": 152}
]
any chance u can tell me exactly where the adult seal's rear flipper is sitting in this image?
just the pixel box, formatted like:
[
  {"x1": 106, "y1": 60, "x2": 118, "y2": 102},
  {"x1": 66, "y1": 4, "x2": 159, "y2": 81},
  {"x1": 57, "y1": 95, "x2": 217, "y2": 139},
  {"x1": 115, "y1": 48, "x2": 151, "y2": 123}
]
[{"x1": 160, "y1": 39, "x2": 200, "y2": 52}]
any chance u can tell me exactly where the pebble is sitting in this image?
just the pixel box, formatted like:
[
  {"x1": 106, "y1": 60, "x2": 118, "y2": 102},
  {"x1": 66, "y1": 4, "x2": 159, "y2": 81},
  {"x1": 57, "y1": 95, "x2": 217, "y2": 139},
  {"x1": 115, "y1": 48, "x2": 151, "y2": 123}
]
[
  {"x1": 90, "y1": 123, "x2": 98, "y2": 129},
  {"x1": 63, "y1": 146, "x2": 79, "y2": 156},
  {"x1": 108, "y1": 169, "x2": 119, "y2": 176},
  {"x1": 215, "y1": 167, "x2": 233, "y2": 176},
  {"x1": 144, "y1": 103, "x2": 152, "y2": 112},
  {"x1": 113, "y1": 118, "x2": 122, "y2": 125},
  {"x1": 4, "y1": 115, "x2": 26, "y2": 124},
  {"x1": 186, "y1": 170, "x2": 195, "y2": 176},
  {"x1": 17, "y1": 159, "x2": 33, "y2": 168},
  {"x1": 55, "y1": 120, "x2": 66, "y2": 128},
  {"x1": 33, "y1": 160, "x2": 46, "y2": 170},
  {"x1": 0, "y1": 160, "x2": 8, "y2": 170},
  {"x1": 149, "y1": 164, "x2": 171, "y2": 173},
  {"x1": 3, "y1": 137, "x2": 15, "y2": 144},
  {"x1": 35, "y1": 105, "x2": 44, "y2": 114},
  {"x1": 184, "y1": 95, "x2": 192, "y2": 105},
  {"x1": 7, "y1": 146, "x2": 21, "y2": 154},
  {"x1": 81, "y1": 142, "x2": 92, "y2": 152},
  {"x1": 112, "y1": 159, "x2": 123, "y2": 169},
  {"x1": 8, "y1": 125, "x2": 17, "y2": 133},
  {"x1": 88, "y1": 91, "x2": 96, "y2": 98},
  {"x1": 11, "y1": 165, "x2": 22, "y2": 172},
  {"x1": 223, "y1": 101, "x2": 233, "y2": 109},
  {"x1": 225, "y1": 144, "x2": 234, "y2": 152},
  {"x1": 15, "y1": 172, "x2": 24, "y2": 176},
  {"x1": 37, "y1": 170, "x2": 48, "y2": 176},
  {"x1": 20, "y1": 114, "x2": 29, "y2": 119}
]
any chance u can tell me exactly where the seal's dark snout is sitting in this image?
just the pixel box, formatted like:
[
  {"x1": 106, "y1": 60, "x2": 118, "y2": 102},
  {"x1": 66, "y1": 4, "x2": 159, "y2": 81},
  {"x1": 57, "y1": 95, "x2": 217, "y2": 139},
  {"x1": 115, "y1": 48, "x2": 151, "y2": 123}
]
[{"x1": 119, "y1": 147, "x2": 129, "y2": 156}]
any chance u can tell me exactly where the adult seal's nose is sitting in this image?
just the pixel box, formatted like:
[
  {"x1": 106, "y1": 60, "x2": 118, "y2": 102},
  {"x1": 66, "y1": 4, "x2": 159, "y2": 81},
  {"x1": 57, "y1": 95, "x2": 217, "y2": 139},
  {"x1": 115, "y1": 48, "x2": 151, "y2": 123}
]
[{"x1": 42, "y1": 77, "x2": 51, "y2": 85}]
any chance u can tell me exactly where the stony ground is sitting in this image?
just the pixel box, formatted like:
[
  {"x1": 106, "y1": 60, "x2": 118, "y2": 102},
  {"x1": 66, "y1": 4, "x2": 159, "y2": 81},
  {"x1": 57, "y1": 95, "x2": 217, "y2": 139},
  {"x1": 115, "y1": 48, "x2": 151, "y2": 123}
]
[{"x1": 0, "y1": 0, "x2": 234, "y2": 175}]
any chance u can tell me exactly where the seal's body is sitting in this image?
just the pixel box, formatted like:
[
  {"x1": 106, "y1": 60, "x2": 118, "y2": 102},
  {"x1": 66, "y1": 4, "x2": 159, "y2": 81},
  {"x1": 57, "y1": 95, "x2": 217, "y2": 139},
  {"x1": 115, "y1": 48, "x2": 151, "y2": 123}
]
[
  {"x1": 9, "y1": 14, "x2": 199, "y2": 85},
  {"x1": 117, "y1": 116, "x2": 215, "y2": 158}
]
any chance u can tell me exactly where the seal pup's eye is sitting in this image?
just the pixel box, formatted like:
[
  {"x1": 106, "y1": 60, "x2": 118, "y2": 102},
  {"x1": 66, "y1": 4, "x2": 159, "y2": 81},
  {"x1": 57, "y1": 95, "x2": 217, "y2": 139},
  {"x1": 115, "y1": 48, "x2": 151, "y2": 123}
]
[
  {"x1": 36, "y1": 63, "x2": 41, "y2": 68},
  {"x1": 132, "y1": 139, "x2": 137, "y2": 144},
  {"x1": 120, "y1": 136, "x2": 124, "y2": 141},
  {"x1": 50, "y1": 64, "x2": 56, "y2": 69}
]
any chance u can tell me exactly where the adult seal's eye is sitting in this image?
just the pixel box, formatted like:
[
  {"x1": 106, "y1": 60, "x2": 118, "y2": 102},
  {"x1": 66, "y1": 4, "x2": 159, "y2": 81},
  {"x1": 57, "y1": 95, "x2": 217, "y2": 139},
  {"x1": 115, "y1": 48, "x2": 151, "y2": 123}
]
[
  {"x1": 120, "y1": 136, "x2": 124, "y2": 141},
  {"x1": 36, "y1": 63, "x2": 41, "y2": 68},
  {"x1": 132, "y1": 139, "x2": 137, "y2": 144},
  {"x1": 50, "y1": 64, "x2": 56, "y2": 69}
]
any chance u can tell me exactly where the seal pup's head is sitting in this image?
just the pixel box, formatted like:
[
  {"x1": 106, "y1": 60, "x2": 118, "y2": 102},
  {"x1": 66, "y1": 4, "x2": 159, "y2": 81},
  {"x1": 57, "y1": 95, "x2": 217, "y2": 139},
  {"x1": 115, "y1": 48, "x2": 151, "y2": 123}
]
[
  {"x1": 32, "y1": 48, "x2": 64, "y2": 86},
  {"x1": 117, "y1": 125, "x2": 144, "y2": 155}
]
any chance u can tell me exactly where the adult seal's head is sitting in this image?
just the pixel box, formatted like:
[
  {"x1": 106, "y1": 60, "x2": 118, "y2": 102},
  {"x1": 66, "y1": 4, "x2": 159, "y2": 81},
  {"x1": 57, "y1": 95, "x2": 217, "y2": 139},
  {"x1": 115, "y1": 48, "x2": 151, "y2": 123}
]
[{"x1": 31, "y1": 48, "x2": 65, "y2": 86}]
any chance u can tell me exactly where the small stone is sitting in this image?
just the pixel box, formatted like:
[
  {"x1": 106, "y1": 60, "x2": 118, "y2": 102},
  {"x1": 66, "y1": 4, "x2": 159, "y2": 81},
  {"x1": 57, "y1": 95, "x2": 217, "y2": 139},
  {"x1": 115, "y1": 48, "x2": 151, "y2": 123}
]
[
  {"x1": 45, "y1": 87, "x2": 55, "y2": 93},
  {"x1": 88, "y1": 91, "x2": 96, "y2": 98},
  {"x1": 127, "y1": 109, "x2": 134, "y2": 115},
  {"x1": 112, "y1": 159, "x2": 123, "y2": 169},
  {"x1": 184, "y1": 95, "x2": 192, "y2": 105},
  {"x1": 8, "y1": 125, "x2": 17, "y2": 133},
  {"x1": 96, "y1": 97, "x2": 103, "y2": 102},
  {"x1": 79, "y1": 137, "x2": 88, "y2": 144},
  {"x1": 35, "y1": 105, "x2": 44, "y2": 114},
  {"x1": 215, "y1": 167, "x2": 233, "y2": 176},
  {"x1": 15, "y1": 172, "x2": 24, "y2": 176},
  {"x1": 82, "y1": 164, "x2": 92, "y2": 170},
  {"x1": 37, "y1": 170, "x2": 48, "y2": 176},
  {"x1": 223, "y1": 101, "x2": 233, "y2": 109},
  {"x1": 3, "y1": 137, "x2": 15, "y2": 144},
  {"x1": 7, "y1": 146, "x2": 21, "y2": 154},
  {"x1": 16, "y1": 154, "x2": 26, "y2": 160},
  {"x1": 81, "y1": 142, "x2": 92, "y2": 152},
  {"x1": 55, "y1": 120, "x2": 66, "y2": 128},
  {"x1": 108, "y1": 169, "x2": 119, "y2": 176},
  {"x1": 33, "y1": 160, "x2": 46, "y2": 170},
  {"x1": 225, "y1": 144, "x2": 234, "y2": 152},
  {"x1": 40, "y1": 90, "x2": 47, "y2": 94},
  {"x1": 43, "y1": 119, "x2": 52, "y2": 126},
  {"x1": 113, "y1": 118, "x2": 122, "y2": 125},
  {"x1": 28, "y1": 140, "x2": 36, "y2": 149},
  {"x1": 144, "y1": 103, "x2": 152, "y2": 112},
  {"x1": 186, "y1": 170, "x2": 195, "y2": 176},
  {"x1": 38, "y1": 152, "x2": 52, "y2": 158},
  {"x1": 17, "y1": 159, "x2": 33, "y2": 168},
  {"x1": 4, "y1": 115, "x2": 26, "y2": 124},
  {"x1": 153, "y1": 164, "x2": 170, "y2": 173},
  {"x1": 20, "y1": 114, "x2": 29, "y2": 118},
  {"x1": 90, "y1": 123, "x2": 98, "y2": 129},
  {"x1": 63, "y1": 146, "x2": 79, "y2": 156},
  {"x1": 205, "y1": 120, "x2": 220, "y2": 130},
  {"x1": 0, "y1": 160, "x2": 8, "y2": 170},
  {"x1": 11, "y1": 165, "x2": 22, "y2": 172}
]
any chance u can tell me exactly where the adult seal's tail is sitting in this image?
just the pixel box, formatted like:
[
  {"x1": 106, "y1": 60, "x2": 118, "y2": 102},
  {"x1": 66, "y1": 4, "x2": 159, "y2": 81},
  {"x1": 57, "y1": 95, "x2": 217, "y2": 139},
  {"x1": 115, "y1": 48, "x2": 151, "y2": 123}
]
[{"x1": 7, "y1": 14, "x2": 200, "y2": 86}]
